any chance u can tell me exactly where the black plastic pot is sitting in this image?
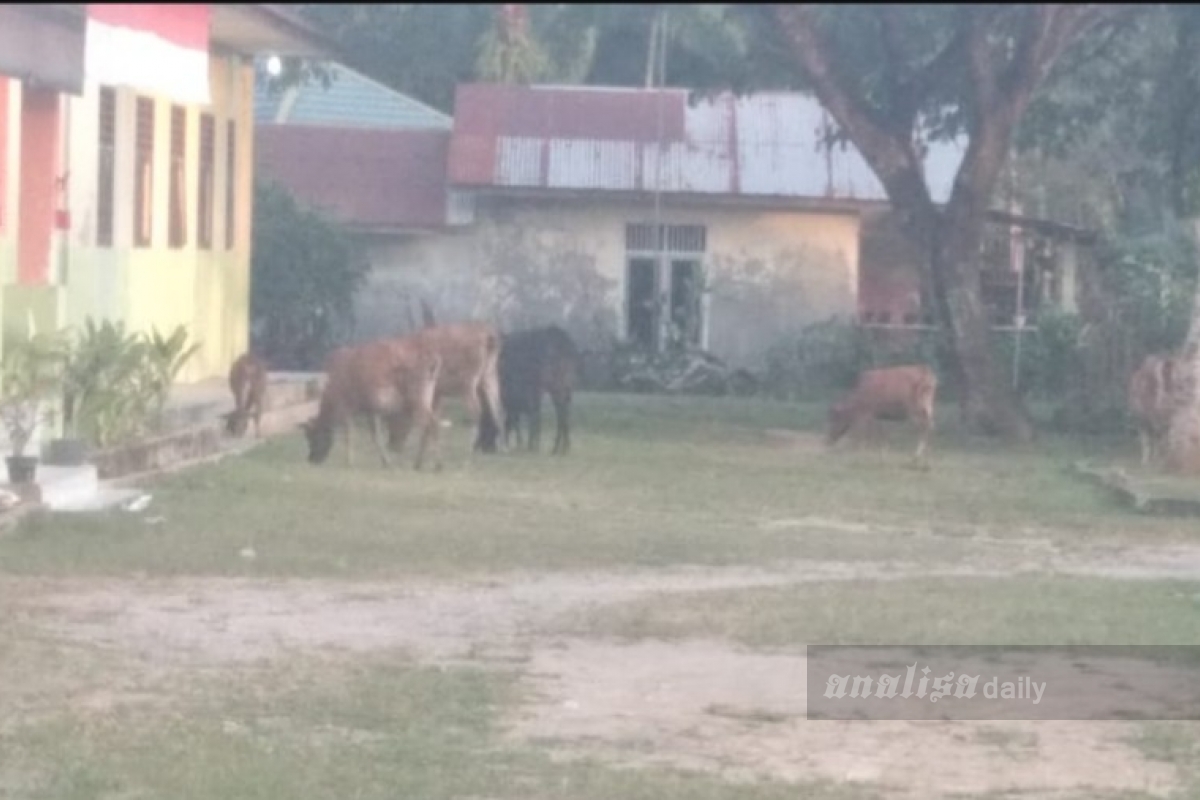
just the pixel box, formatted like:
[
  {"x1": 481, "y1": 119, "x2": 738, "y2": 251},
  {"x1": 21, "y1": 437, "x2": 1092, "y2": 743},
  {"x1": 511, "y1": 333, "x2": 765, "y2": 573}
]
[
  {"x1": 45, "y1": 437, "x2": 88, "y2": 467},
  {"x1": 5, "y1": 455, "x2": 38, "y2": 485}
]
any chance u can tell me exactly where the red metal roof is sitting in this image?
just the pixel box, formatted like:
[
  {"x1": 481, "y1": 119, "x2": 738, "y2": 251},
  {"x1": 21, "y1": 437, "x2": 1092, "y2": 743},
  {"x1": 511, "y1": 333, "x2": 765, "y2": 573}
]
[
  {"x1": 449, "y1": 83, "x2": 965, "y2": 203},
  {"x1": 255, "y1": 125, "x2": 451, "y2": 230}
]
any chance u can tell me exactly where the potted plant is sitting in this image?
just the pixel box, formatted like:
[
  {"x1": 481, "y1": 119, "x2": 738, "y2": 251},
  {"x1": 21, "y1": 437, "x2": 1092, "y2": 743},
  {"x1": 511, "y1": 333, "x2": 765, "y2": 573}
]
[
  {"x1": 1, "y1": 332, "x2": 68, "y2": 484},
  {"x1": 47, "y1": 332, "x2": 89, "y2": 466}
]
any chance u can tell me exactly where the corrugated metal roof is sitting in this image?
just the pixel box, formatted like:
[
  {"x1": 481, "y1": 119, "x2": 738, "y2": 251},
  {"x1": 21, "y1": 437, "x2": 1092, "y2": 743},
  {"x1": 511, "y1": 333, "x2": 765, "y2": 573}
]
[
  {"x1": 254, "y1": 61, "x2": 452, "y2": 131},
  {"x1": 449, "y1": 84, "x2": 966, "y2": 204}
]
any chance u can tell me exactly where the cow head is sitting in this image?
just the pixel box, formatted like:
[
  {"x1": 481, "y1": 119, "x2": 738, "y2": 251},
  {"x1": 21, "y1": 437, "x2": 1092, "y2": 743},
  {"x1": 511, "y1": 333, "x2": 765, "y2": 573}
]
[
  {"x1": 301, "y1": 417, "x2": 333, "y2": 464},
  {"x1": 224, "y1": 410, "x2": 248, "y2": 438}
]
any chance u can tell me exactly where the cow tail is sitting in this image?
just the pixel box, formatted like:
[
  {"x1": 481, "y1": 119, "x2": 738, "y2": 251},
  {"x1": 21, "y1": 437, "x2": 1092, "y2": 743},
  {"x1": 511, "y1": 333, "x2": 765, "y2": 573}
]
[{"x1": 475, "y1": 332, "x2": 503, "y2": 436}]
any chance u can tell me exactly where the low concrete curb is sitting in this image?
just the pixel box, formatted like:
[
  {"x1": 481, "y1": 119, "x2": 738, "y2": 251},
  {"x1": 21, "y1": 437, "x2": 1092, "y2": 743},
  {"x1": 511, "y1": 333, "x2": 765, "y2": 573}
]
[{"x1": 1073, "y1": 461, "x2": 1200, "y2": 517}]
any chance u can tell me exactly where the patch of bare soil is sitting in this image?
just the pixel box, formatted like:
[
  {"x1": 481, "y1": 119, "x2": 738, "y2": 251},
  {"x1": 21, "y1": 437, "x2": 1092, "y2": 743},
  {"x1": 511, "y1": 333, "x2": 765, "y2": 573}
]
[
  {"x1": 12, "y1": 560, "x2": 1038, "y2": 668},
  {"x1": 510, "y1": 638, "x2": 1182, "y2": 799},
  {"x1": 10, "y1": 536, "x2": 1200, "y2": 797}
]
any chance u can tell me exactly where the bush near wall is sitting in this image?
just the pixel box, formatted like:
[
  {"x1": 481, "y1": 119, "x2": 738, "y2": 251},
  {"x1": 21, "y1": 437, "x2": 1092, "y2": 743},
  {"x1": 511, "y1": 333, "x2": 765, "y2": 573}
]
[{"x1": 250, "y1": 182, "x2": 370, "y2": 371}]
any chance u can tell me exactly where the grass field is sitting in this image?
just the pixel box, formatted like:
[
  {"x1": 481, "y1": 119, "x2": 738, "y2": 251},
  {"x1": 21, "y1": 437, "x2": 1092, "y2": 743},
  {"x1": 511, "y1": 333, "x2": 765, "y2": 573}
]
[{"x1": 1, "y1": 392, "x2": 1198, "y2": 799}]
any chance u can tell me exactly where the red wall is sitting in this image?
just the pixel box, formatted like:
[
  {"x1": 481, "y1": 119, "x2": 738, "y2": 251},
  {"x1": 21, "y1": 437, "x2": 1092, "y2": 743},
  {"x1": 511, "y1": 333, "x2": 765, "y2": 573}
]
[{"x1": 18, "y1": 86, "x2": 60, "y2": 286}]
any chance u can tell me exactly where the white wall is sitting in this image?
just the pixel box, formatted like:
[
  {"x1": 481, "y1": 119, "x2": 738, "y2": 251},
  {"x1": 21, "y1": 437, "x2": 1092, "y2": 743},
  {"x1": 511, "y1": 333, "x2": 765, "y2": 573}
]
[{"x1": 351, "y1": 195, "x2": 860, "y2": 370}]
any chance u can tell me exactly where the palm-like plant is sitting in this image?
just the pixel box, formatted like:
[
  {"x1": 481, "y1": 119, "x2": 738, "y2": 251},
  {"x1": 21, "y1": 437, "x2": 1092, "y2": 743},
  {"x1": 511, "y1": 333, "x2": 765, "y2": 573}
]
[
  {"x1": 61, "y1": 320, "x2": 200, "y2": 447},
  {"x1": 1, "y1": 332, "x2": 70, "y2": 457},
  {"x1": 143, "y1": 325, "x2": 202, "y2": 424}
]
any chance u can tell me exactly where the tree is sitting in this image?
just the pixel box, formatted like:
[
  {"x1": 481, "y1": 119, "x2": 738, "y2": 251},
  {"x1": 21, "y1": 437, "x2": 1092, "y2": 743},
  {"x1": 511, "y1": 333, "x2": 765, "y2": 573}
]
[
  {"x1": 287, "y1": 5, "x2": 599, "y2": 110},
  {"x1": 744, "y1": 5, "x2": 1133, "y2": 440},
  {"x1": 1014, "y1": 4, "x2": 1200, "y2": 470},
  {"x1": 250, "y1": 182, "x2": 370, "y2": 370},
  {"x1": 1151, "y1": 6, "x2": 1200, "y2": 473},
  {"x1": 475, "y1": 5, "x2": 550, "y2": 84},
  {"x1": 292, "y1": 5, "x2": 494, "y2": 111}
]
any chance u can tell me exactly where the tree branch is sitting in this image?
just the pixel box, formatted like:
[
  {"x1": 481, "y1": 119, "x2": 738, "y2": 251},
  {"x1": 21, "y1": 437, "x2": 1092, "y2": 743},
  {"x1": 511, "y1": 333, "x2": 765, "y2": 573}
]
[
  {"x1": 954, "y1": 5, "x2": 1132, "y2": 210},
  {"x1": 965, "y1": 6, "x2": 1000, "y2": 120},
  {"x1": 770, "y1": 5, "x2": 932, "y2": 210},
  {"x1": 898, "y1": 22, "x2": 969, "y2": 114},
  {"x1": 1005, "y1": 5, "x2": 1134, "y2": 113}
]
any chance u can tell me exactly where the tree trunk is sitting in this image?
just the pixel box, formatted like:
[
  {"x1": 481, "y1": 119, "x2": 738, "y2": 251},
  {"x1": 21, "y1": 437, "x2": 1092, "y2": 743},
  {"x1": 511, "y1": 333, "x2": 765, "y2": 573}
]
[
  {"x1": 929, "y1": 205, "x2": 1035, "y2": 441},
  {"x1": 644, "y1": 10, "x2": 660, "y2": 88},
  {"x1": 1163, "y1": 219, "x2": 1200, "y2": 473}
]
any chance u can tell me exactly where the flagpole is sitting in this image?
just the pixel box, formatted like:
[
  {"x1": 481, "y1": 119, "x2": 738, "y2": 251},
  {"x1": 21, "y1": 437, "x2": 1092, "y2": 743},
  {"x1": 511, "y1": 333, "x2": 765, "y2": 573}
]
[{"x1": 1010, "y1": 165, "x2": 1025, "y2": 391}]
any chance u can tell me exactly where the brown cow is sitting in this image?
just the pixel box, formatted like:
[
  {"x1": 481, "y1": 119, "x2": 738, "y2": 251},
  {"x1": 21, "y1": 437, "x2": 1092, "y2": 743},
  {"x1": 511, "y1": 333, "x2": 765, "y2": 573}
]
[
  {"x1": 827, "y1": 364, "x2": 938, "y2": 464},
  {"x1": 387, "y1": 322, "x2": 505, "y2": 457},
  {"x1": 1128, "y1": 353, "x2": 1179, "y2": 467},
  {"x1": 224, "y1": 352, "x2": 269, "y2": 438},
  {"x1": 302, "y1": 337, "x2": 443, "y2": 470}
]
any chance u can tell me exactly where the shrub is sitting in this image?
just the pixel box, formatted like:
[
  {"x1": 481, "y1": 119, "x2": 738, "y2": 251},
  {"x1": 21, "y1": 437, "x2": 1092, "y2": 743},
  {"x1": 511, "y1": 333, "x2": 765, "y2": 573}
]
[
  {"x1": 250, "y1": 181, "x2": 369, "y2": 370},
  {"x1": 62, "y1": 320, "x2": 200, "y2": 448}
]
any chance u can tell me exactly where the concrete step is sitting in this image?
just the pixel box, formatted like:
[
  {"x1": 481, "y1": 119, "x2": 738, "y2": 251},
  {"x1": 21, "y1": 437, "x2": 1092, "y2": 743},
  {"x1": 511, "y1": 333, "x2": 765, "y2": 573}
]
[
  {"x1": 52, "y1": 487, "x2": 146, "y2": 513},
  {"x1": 35, "y1": 464, "x2": 100, "y2": 511}
]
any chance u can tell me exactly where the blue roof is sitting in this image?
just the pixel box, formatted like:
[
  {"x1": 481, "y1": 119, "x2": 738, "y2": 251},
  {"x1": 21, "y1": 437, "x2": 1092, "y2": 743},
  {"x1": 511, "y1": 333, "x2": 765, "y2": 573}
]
[{"x1": 254, "y1": 61, "x2": 452, "y2": 131}]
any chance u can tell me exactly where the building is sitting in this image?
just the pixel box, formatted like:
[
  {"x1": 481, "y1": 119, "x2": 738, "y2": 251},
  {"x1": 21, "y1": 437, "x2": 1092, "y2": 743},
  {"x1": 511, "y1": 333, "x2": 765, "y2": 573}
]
[
  {"x1": 253, "y1": 61, "x2": 469, "y2": 341},
  {"x1": 256, "y1": 79, "x2": 1089, "y2": 368},
  {"x1": 0, "y1": 4, "x2": 331, "y2": 390}
]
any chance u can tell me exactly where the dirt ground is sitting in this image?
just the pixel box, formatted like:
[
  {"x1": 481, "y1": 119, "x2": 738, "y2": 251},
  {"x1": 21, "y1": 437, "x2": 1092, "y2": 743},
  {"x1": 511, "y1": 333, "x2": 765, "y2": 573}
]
[{"x1": 8, "y1": 531, "x2": 1200, "y2": 799}]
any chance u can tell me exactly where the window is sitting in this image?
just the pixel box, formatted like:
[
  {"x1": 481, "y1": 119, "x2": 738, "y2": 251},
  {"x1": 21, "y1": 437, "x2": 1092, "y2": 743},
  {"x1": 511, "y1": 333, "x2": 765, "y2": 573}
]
[
  {"x1": 225, "y1": 119, "x2": 236, "y2": 250},
  {"x1": 624, "y1": 224, "x2": 707, "y2": 350},
  {"x1": 96, "y1": 87, "x2": 116, "y2": 246},
  {"x1": 168, "y1": 105, "x2": 187, "y2": 248},
  {"x1": 198, "y1": 113, "x2": 214, "y2": 249},
  {"x1": 134, "y1": 96, "x2": 154, "y2": 247}
]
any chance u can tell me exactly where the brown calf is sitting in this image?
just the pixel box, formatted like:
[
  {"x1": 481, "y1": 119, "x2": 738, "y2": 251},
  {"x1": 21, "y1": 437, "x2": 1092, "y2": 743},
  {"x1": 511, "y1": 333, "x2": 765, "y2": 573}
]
[
  {"x1": 827, "y1": 364, "x2": 938, "y2": 463},
  {"x1": 224, "y1": 352, "x2": 269, "y2": 438},
  {"x1": 387, "y1": 322, "x2": 505, "y2": 456},
  {"x1": 302, "y1": 337, "x2": 443, "y2": 470},
  {"x1": 1128, "y1": 353, "x2": 1178, "y2": 467}
]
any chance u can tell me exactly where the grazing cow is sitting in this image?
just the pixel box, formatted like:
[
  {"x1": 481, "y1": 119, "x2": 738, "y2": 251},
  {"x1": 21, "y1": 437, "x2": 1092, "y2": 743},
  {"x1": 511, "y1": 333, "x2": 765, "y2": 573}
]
[
  {"x1": 827, "y1": 364, "x2": 938, "y2": 464},
  {"x1": 224, "y1": 352, "x2": 269, "y2": 438},
  {"x1": 475, "y1": 325, "x2": 579, "y2": 455},
  {"x1": 386, "y1": 322, "x2": 505, "y2": 457},
  {"x1": 1128, "y1": 353, "x2": 1178, "y2": 467},
  {"x1": 302, "y1": 337, "x2": 443, "y2": 470}
]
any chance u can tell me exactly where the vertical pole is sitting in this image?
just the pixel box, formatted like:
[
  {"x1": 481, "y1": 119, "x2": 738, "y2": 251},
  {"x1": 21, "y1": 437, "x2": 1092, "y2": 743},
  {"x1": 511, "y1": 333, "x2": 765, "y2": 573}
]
[{"x1": 651, "y1": 7, "x2": 668, "y2": 351}]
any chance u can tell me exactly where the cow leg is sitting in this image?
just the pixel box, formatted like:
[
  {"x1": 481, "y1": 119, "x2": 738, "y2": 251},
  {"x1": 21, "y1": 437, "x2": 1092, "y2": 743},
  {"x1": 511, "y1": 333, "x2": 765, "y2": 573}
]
[
  {"x1": 417, "y1": 398, "x2": 446, "y2": 472},
  {"x1": 414, "y1": 400, "x2": 443, "y2": 472},
  {"x1": 480, "y1": 369, "x2": 507, "y2": 454},
  {"x1": 506, "y1": 414, "x2": 519, "y2": 449},
  {"x1": 371, "y1": 414, "x2": 393, "y2": 468},
  {"x1": 1138, "y1": 428, "x2": 1151, "y2": 468},
  {"x1": 912, "y1": 416, "x2": 932, "y2": 467},
  {"x1": 527, "y1": 393, "x2": 544, "y2": 453},
  {"x1": 253, "y1": 402, "x2": 263, "y2": 439},
  {"x1": 552, "y1": 388, "x2": 571, "y2": 455},
  {"x1": 389, "y1": 411, "x2": 414, "y2": 455},
  {"x1": 343, "y1": 420, "x2": 355, "y2": 468}
]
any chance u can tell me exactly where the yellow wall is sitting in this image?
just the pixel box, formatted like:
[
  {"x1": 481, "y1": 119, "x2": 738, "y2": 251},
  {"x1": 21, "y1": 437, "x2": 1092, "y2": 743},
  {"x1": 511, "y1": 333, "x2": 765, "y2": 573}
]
[
  {"x1": 60, "y1": 54, "x2": 255, "y2": 383},
  {"x1": 352, "y1": 196, "x2": 861, "y2": 368}
]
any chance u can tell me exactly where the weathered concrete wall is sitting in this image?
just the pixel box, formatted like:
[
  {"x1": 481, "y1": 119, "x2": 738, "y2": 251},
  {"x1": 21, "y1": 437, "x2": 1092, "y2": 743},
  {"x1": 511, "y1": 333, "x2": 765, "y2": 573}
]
[{"x1": 351, "y1": 195, "x2": 860, "y2": 369}]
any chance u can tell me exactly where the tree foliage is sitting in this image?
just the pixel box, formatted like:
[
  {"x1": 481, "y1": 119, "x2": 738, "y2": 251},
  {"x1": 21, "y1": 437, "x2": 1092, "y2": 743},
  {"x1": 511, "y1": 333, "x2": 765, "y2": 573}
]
[
  {"x1": 250, "y1": 182, "x2": 370, "y2": 371},
  {"x1": 276, "y1": 5, "x2": 777, "y2": 109},
  {"x1": 475, "y1": 5, "x2": 550, "y2": 84}
]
